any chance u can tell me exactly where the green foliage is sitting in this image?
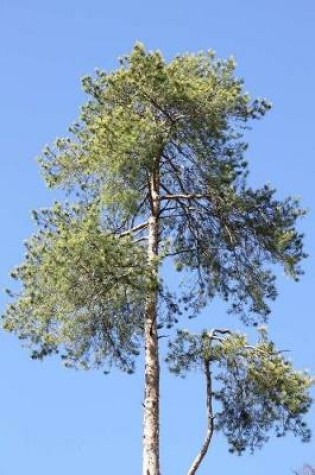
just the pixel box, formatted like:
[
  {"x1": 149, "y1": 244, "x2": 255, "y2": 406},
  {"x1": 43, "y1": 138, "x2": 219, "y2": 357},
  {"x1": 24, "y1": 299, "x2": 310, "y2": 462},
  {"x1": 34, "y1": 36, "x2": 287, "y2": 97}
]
[
  {"x1": 166, "y1": 328, "x2": 313, "y2": 453},
  {"x1": 4, "y1": 202, "x2": 148, "y2": 372}
]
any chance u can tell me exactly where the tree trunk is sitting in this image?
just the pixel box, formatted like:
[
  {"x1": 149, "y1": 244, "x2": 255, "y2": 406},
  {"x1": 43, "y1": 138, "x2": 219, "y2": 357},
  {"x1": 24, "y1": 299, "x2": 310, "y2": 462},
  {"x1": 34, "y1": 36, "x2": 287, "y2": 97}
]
[
  {"x1": 187, "y1": 360, "x2": 214, "y2": 475},
  {"x1": 143, "y1": 171, "x2": 160, "y2": 475}
]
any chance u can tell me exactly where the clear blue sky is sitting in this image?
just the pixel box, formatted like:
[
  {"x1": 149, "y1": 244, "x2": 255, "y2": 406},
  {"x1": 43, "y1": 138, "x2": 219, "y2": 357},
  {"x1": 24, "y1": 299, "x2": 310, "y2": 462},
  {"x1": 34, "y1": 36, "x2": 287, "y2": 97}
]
[{"x1": 0, "y1": 1, "x2": 314, "y2": 474}]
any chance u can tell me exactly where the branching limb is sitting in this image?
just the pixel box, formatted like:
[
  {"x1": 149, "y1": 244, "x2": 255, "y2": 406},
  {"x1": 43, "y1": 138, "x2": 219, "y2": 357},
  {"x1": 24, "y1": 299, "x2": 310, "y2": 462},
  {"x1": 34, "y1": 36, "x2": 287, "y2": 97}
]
[{"x1": 187, "y1": 359, "x2": 215, "y2": 475}]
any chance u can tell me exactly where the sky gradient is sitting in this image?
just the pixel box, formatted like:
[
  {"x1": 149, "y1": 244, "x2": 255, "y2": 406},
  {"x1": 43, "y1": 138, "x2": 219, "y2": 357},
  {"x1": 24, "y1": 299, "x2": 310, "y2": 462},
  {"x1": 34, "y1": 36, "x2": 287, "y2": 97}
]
[{"x1": 0, "y1": 1, "x2": 314, "y2": 474}]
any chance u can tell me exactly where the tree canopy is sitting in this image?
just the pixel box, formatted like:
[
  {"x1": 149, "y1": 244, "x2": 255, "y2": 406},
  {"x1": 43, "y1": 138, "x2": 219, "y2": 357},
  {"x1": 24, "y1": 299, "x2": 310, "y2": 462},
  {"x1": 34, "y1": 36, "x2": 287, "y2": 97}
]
[{"x1": 2, "y1": 44, "x2": 313, "y2": 473}]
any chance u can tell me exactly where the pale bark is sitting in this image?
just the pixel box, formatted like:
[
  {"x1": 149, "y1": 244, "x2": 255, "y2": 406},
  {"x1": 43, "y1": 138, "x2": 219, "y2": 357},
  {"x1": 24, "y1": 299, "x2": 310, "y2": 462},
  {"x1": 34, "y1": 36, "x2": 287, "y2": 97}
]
[
  {"x1": 143, "y1": 170, "x2": 161, "y2": 475},
  {"x1": 187, "y1": 360, "x2": 214, "y2": 475}
]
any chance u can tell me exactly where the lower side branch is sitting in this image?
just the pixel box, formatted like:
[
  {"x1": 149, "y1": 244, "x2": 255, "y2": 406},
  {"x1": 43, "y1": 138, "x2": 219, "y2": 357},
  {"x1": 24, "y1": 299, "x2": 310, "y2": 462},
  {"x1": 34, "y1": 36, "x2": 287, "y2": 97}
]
[{"x1": 187, "y1": 360, "x2": 214, "y2": 475}]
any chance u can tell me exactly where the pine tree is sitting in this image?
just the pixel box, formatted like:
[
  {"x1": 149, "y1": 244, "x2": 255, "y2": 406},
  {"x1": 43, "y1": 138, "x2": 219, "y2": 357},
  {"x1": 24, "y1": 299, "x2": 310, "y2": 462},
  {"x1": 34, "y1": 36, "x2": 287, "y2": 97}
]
[{"x1": 2, "y1": 44, "x2": 313, "y2": 475}]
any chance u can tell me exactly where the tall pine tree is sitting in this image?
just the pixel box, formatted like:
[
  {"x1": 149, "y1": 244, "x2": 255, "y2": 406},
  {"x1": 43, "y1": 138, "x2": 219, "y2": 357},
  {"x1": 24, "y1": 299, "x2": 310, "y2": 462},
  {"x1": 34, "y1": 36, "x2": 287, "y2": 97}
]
[{"x1": 2, "y1": 44, "x2": 313, "y2": 474}]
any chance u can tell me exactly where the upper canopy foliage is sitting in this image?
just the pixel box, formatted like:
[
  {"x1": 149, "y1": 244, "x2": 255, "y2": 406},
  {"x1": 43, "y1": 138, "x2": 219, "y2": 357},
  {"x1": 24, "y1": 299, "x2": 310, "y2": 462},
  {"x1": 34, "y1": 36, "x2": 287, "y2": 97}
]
[{"x1": 2, "y1": 44, "x2": 307, "y2": 371}]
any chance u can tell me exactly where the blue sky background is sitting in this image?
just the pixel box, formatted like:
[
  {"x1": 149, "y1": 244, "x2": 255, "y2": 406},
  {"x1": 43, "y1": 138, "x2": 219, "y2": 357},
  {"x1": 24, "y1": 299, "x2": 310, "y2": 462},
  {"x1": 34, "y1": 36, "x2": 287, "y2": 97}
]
[{"x1": 0, "y1": 1, "x2": 314, "y2": 474}]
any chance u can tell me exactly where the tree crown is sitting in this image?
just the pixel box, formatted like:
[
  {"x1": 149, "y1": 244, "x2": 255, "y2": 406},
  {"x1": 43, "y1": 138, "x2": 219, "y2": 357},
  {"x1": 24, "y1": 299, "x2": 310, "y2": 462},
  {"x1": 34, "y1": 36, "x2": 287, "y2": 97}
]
[
  {"x1": 2, "y1": 42, "x2": 312, "y2": 457},
  {"x1": 3, "y1": 44, "x2": 307, "y2": 369}
]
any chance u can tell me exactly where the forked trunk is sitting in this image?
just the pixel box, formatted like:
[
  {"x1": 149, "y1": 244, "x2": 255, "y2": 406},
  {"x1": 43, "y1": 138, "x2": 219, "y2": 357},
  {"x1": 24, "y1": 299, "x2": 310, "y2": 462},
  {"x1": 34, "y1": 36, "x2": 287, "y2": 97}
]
[{"x1": 143, "y1": 171, "x2": 160, "y2": 475}]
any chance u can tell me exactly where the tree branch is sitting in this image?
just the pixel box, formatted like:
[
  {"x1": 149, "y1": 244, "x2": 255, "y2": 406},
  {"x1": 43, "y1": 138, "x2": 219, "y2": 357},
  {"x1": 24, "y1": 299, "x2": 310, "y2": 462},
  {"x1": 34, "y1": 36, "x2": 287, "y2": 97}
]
[
  {"x1": 163, "y1": 248, "x2": 193, "y2": 258},
  {"x1": 117, "y1": 221, "x2": 149, "y2": 238},
  {"x1": 160, "y1": 193, "x2": 210, "y2": 201},
  {"x1": 212, "y1": 328, "x2": 233, "y2": 336},
  {"x1": 187, "y1": 359, "x2": 215, "y2": 475}
]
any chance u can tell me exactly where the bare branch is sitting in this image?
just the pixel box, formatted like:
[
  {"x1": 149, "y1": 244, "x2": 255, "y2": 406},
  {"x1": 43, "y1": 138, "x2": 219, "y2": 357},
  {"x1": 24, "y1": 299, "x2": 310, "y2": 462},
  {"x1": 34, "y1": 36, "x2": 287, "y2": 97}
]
[
  {"x1": 160, "y1": 194, "x2": 210, "y2": 201},
  {"x1": 163, "y1": 248, "x2": 193, "y2": 258},
  {"x1": 133, "y1": 237, "x2": 149, "y2": 243},
  {"x1": 117, "y1": 221, "x2": 149, "y2": 238},
  {"x1": 212, "y1": 328, "x2": 233, "y2": 336}
]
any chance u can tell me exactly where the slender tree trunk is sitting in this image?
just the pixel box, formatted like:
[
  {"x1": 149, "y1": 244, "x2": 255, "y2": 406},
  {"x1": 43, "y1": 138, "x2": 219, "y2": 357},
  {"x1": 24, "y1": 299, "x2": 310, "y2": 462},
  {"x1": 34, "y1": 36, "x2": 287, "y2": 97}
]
[
  {"x1": 143, "y1": 170, "x2": 160, "y2": 475},
  {"x1": 187, "y1": 360, "x2": 214, "y2": 475}
]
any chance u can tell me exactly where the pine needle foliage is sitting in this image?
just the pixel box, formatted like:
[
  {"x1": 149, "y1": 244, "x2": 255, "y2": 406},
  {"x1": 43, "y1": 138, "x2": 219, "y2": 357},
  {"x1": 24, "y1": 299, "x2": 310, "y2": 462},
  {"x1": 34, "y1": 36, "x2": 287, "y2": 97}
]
[{"x1": 167, "y1": 328, "x2": 313, "y2": 454}]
